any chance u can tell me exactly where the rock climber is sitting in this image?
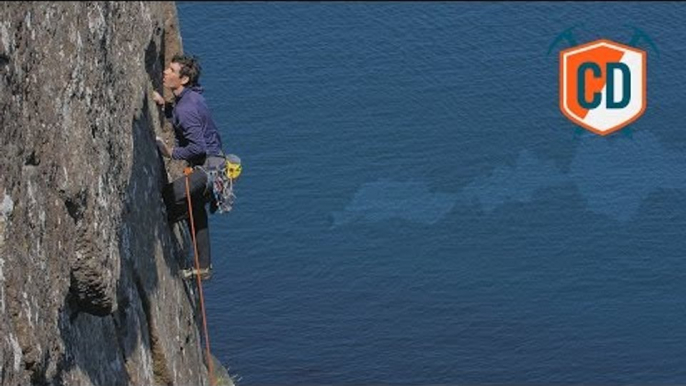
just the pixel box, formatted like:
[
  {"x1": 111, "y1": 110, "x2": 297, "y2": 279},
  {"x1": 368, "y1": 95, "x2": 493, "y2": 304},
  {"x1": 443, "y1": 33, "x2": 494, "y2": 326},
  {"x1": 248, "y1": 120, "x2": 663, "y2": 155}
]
[{"x1": 152, "y1": 53, "x2": 225, "y2": 280}]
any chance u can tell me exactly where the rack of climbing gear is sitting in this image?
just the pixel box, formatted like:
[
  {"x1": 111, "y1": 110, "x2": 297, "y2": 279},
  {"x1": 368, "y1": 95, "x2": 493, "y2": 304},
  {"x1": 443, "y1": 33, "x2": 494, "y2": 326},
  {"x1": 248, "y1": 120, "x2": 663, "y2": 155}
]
[{"x1": 205, "y1": 154, "x2": 242, "y2": 214}]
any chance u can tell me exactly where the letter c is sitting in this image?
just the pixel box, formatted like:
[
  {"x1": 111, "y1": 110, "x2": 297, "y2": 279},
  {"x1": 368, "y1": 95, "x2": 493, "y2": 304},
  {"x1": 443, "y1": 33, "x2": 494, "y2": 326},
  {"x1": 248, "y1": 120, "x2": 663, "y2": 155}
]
[{"x1": 577, "y1": 62, "x2": 602, "y2": 109}]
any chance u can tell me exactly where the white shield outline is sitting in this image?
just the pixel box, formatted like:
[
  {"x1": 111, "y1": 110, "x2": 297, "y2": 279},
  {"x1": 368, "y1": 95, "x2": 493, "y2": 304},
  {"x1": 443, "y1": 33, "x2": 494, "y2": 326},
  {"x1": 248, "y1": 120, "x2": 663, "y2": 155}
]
[{"x1": 560, "y1": 39, "x2": 646, "y2": 136}]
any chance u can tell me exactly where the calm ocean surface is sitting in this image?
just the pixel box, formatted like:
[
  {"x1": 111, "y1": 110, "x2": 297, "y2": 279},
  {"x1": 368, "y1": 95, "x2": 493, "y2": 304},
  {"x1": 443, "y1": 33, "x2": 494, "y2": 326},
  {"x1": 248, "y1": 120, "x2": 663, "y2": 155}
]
[{"x1": 177, "y1": 3, "x2": 686, "y2": 384}]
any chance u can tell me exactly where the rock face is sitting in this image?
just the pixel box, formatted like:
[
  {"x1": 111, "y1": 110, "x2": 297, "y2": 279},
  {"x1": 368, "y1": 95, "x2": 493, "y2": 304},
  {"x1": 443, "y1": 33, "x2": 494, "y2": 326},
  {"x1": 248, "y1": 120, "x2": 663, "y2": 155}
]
[{"x1": 0, "y1": 2, "x2": 215, "y2": 385}]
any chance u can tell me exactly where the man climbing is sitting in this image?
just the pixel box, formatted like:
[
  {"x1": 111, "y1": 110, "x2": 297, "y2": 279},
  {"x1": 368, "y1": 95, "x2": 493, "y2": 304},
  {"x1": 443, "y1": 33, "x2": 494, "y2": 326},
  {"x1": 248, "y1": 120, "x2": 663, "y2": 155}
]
[{"x1": 152, "y1": 54, "x2": 225, "y2": 281}]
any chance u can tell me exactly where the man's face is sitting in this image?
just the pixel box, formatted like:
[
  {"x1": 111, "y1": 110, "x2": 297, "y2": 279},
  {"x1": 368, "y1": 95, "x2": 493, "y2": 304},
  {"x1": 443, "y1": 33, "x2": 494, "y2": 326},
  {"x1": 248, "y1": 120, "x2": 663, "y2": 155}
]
[{"x1": 163, "y1": 62, "x2": 188, "y2": 90}]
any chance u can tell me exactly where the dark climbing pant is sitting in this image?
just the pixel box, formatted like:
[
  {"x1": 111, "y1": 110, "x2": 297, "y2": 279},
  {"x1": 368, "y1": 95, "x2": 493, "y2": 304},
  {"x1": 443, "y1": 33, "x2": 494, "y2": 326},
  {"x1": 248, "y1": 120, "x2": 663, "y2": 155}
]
[{"x1": 162, "y1": 169, "x2": 211, "y2": 269}]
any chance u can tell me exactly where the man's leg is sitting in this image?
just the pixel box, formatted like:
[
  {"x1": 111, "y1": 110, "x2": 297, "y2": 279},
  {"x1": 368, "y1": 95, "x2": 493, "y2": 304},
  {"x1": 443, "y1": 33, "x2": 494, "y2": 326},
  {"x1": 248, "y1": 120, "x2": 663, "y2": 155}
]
[
  {"x1": 185, "y1": 171, "x2": 211, "y2": 269},
  {"x1": 193, "y1": 198, "x2": 211, "y2": 269},
  {"x1": 162, "y1": 176, "x2": 188, "y2": 222},
  {"x1": 162, "y1": 171, "x2": 207, "y2": 221},
  {"x1": 162, "y1": 170, "x2": 211, "y2": 270}
]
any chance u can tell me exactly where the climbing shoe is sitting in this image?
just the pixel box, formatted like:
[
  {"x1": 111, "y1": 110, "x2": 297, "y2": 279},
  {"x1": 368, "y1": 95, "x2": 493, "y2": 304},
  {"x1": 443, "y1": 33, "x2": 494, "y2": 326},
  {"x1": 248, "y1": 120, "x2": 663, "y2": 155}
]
[{"x1": 181, "y1": 267, "x2": 213, "y2": 281}]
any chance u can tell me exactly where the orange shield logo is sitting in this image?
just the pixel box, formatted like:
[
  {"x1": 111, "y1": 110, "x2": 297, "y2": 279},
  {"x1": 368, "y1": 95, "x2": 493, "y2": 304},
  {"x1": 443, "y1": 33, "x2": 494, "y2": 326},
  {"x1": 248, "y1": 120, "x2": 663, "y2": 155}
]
[{"x1": 560, "y1": 39, "x2": 646, "y2": 136}]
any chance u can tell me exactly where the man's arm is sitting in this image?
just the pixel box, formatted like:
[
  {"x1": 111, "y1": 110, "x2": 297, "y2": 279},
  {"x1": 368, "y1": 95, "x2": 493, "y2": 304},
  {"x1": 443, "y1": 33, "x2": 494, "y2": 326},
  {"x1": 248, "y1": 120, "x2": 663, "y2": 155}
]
[
  {"x1": 152, "y1": 91, "x2": 173, "y2": 118},
  {"x1": 152, "y1": 91, "x2": 174, "y2": 157},
  {"x1": 156, "y1": 137, "x2": 173, "y2": 158},
  {"x1": 152, "y1": 90, "x2": 165, "y2": 106}
]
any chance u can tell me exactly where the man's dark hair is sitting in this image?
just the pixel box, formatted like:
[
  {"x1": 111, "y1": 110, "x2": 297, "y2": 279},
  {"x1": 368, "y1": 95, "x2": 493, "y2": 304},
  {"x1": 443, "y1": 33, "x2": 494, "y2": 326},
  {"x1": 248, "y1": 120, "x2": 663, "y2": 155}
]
[{"x1": 171, "y1": 54, "x2": 201, "y2": 87}]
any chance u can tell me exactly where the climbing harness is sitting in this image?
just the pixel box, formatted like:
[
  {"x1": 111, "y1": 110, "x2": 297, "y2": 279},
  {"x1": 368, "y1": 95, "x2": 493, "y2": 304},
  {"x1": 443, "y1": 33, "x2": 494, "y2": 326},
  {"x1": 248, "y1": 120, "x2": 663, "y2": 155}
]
[
  {"x1": 202, "y1": 154, "x2": 241, "y2": 214},
  {"x1": 184, "y1": 167, "x2": 216, "y2": 386}
]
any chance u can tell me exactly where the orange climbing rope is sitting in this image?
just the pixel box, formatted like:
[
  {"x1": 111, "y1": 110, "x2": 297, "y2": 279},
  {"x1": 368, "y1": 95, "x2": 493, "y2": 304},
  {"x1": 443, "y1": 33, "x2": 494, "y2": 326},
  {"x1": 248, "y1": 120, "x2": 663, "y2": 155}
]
[{"x1": 184, "y1": 167, "x2": 215, "y2": 386}]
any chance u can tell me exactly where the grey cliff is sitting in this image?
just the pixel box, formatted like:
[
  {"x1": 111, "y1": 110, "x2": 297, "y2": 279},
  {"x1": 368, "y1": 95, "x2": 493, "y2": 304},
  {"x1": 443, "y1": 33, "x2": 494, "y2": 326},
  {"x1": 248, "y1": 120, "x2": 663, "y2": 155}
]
[{"x1": 0, "y1": 2, "x2": 222, "y2": 385}]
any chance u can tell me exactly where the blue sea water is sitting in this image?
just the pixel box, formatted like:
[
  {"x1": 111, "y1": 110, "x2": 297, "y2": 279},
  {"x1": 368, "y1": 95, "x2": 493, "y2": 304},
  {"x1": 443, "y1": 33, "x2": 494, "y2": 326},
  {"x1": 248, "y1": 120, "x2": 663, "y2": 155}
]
[{"x1": 177, "y1": 3, "x2": 686, "y2": 384}]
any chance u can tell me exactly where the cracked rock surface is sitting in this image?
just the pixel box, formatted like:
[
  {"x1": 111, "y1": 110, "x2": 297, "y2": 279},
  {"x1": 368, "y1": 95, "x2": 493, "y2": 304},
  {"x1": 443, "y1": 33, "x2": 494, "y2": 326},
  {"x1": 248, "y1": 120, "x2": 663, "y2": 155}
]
[{"x1": 0, "y1": 2, "x2": 214, "y2": 385}]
